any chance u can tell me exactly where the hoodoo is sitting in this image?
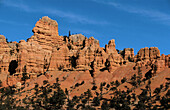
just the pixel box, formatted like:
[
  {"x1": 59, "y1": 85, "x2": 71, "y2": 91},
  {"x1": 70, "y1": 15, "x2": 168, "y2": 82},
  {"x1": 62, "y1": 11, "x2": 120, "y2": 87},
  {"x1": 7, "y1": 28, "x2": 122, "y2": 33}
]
[{"x1": 0, "y1": 16, "x2": 169, "y2": 80}]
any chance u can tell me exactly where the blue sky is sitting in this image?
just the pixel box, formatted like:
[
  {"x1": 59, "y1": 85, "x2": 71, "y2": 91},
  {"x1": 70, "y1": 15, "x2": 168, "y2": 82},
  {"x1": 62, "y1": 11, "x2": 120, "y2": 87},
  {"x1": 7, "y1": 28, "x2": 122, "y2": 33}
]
[{"x1": 0, "y1": 0, "x2": 170, "y2": 55}]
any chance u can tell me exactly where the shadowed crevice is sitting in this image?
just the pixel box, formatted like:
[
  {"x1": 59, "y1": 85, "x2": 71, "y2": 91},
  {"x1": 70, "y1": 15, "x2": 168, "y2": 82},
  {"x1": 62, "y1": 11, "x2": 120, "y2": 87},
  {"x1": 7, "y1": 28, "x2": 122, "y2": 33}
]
[{"x1": 8, "y1": 60, "x2": 18, "y2": 75}]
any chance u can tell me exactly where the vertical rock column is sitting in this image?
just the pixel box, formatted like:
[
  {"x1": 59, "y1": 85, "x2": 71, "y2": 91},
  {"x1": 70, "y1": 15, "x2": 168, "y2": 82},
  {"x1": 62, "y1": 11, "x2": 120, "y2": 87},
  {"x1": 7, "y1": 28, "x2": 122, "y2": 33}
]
[{"x1": 0, "y1": 35, "x2": 11, "y2": 73}]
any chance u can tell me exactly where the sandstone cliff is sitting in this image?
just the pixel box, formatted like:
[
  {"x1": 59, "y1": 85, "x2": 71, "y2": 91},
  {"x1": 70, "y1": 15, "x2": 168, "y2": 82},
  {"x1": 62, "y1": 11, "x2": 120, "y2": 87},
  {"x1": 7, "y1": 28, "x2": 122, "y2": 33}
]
[{"x1": 0, "y1": 16, "x2": 169, "y2": 89}]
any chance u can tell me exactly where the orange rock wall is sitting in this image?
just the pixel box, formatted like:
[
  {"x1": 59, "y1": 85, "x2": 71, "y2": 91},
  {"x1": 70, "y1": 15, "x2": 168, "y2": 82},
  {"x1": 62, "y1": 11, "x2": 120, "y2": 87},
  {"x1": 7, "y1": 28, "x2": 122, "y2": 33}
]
[{"x1": 0, "y1": 16, "x2": 169, "y2": 78}]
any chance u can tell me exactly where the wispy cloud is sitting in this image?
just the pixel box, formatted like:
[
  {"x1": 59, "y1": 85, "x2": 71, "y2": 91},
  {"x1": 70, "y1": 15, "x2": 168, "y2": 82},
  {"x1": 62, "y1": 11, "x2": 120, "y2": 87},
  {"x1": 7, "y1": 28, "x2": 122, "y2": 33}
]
[
  {"x1": 2, "y1": 0, "x2": 34, "y2": 12},
  {"x1": 0, "y1": 19, "x2": 30, "y2": 26},
  {"x1": 43, "y1": 9, "x2": 109, "y2": 25},
  {"x1": 92, "y1": 0, "x2": 170, "y2": 25},
  {"x1": 2, "y1": 0, "x2": 109, "y2": 25}
]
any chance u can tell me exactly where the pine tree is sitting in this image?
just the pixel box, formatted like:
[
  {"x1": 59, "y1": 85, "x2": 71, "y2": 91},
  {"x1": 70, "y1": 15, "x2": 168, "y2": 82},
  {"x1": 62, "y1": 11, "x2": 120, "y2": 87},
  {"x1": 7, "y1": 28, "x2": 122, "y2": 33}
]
[
  {"x1": 69, "y1": 30, "x2": 71, "y2": 36},
  {"x1": 101, "y1": 100, "x2": 109, "y2": 110},
  {"x1": 92, "y1": 97, "x2": 100, "y2": 106},
  {"x1": 86, "y1": 89, "x2": 92, "y2": 106},
  {"x1": 99, "y1": 82, "x2": 103, "y2": 99},
  {"x1": 115, "y1": 80, "x2": 120, "y2": 87},
  {"x1": 49, "y1": 78, "x2": 66, "y2": 109},
  {"x1": 121, "y1": 77, "x2": 127, "y2": 84}
]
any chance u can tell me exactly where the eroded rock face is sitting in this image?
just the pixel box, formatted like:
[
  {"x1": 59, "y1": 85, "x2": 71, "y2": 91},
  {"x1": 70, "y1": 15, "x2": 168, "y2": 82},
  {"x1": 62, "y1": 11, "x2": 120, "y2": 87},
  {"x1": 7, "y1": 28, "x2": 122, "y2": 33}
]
[
  {"x1": 153, "y1": 60, "x2": 165, "y2": 73},
  {"x1": 30, "y1": 16, "x2": 64, "y2": 68},
  {"x1": 123, "y1": 48, "x2": 134, "y2": 61},
  {"x1": 105, "y1": 39, "x2": 117, "y2": 54},
  {"x1": 149, "y1": 47, "x2": 160, "y2": 59},
  {"x1": 75, "y1": 37, "x2": 102, "y2": 71},
  {"x1": 0, "y1": 16, "x2": 169, "y2": 88},
  {"x1": 16, "y1": 40, "x2": 45, "y2": 74},
  {"x1": 134, "y1": 47, "x2": 169, "y2": 75},
  {"x1": 165, "y1": 55, "x2": 170, "y2": 67},
  {"x1": 1, "y1": 17, "x2": 128, "y2": 75},
  {"x1": 135, "y1": 47, "x2": 160, "y2": 61},
  {"x1": 107, "y1": 54, "x2": 122, "y2": 72},
  {"x1": 31, "y1": 16, "x2": 64, "y2": 48},
  {"x1": 16, "y1": 16, "x2": 64, "y2": 74},
  {"x1": 0, "y1": 35, "x2": 11, "y2": 73},
  {"x1": 49, "y1": 45, "x2": 71, "y2": 71},
  {"x1": 69, "y1": 34, "x2": 85, "y2": 47}
]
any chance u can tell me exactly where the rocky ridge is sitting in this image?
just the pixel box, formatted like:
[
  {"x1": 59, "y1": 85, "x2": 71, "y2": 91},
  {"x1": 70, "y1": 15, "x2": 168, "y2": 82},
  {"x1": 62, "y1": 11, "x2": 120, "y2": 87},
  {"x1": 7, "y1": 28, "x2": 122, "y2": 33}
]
[{"x1": 0, "y1": 16, "x2": 169, "y2": 89}]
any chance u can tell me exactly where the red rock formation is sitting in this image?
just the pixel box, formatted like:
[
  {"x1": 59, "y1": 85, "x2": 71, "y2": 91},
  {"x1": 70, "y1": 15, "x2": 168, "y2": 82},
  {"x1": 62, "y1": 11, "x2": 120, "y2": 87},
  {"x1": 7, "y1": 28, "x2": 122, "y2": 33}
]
[
  {"x1": 69, "y1": 34, "x2": 85, "y2": 47},
  {"x1": 16, "y1": 40, "x2": 45, "y2": 74},
  {"x1": 28, "y1": 16, "x2": 64, "y2": 73},
  {"x1": 153, "y1": 59, "x2": 165, "y2": 73},
  {"x1": 15, "y1": 16, "x2": 65, "y2": 74},
  {"x1": 0, "y1": 16, "x2": 169, "y2": 90},
  {"x1": 134, "y1": 47, "x2": 169, "y2": 76},
  {"x1": 149, "y1": 47, "x2": 160, "y2": 59},
  {"x1": 107, "y1": 53, "x2": 123, "y2": 72},
  {"x1": 123, "y1": 48, "x2": 134, "y2": 61},
  {"x1": 49, "y1": 44, "x2": 71, "y2": 71},
  {"x1": 135, "y1": 47, "x2": 160, "y2": 62},
  {"x1": 135, "y1": 47, "x2": 150, "y2": 61},
  {"x1": 105, "y1": 39, "x2": 125, "y2": 72},
  {"x1": 105, "y1": 39, "x2": 117, "y2": 54},
  {"x1": 31, "y1": 16, "x2": 63, "y2": 48},
  {"x1": 0, "y1": 35, "x2": 11, "y2": 73},
  {"x1": 165, "y1": 55, "x2": 170, "y2": 67}
]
